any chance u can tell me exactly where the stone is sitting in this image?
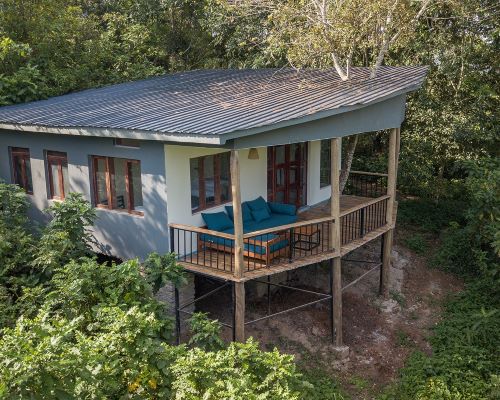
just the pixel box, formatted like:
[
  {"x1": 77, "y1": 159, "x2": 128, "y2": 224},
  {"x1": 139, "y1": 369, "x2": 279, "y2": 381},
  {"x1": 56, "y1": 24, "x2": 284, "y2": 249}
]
[{"x1": 331, "y1": 345, "x2": 350, "y2": 360}]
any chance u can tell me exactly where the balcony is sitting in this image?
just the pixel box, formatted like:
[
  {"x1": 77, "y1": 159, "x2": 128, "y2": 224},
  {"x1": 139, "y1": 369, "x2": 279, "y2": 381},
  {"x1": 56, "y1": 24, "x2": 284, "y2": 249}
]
[{"x1": 169, "y1": 171, "x2": 395, "y2": 281}]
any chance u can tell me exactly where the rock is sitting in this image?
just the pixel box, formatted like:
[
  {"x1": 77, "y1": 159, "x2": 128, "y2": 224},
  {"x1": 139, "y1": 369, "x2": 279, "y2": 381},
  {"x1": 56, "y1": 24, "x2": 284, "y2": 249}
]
[{"x1": 331, "y1": 345, "x2": 350, "y2": 360}]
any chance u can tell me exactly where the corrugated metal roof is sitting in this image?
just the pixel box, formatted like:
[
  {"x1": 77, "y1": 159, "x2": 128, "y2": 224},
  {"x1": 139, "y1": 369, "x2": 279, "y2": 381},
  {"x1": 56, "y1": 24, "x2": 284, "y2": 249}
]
[{"x1": 0, "y1": 66, "x2": 427, "y2": 137}]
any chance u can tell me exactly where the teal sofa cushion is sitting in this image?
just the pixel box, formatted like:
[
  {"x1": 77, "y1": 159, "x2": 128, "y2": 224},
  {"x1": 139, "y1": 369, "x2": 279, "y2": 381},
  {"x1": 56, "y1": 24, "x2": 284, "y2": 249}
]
[
  {"x1": 244, "y1": 214, "x2": 297, "y2": 232},
  {"x1": 201, "y1": 211, "x2": 233, "y2": 231},
  {"x1": 268, "y1": 201, "x2": 296, "y2": 216},
  {"x1": 199, "y1": 232, "x2": 288, "y2": 255},
  {"x1": 252, "y1": 207, "x2": 271, "y2": 222},
  {"x1": 225, "y1": 203, "x2": 253, "y2": 222},
  {"x1": 247, "y1": 196, "x2": 271, "y2": 213}
]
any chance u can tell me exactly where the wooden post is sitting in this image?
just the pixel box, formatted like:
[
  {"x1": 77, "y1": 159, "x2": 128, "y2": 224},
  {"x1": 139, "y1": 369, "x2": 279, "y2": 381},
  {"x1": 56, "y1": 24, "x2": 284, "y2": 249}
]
[
  {"x1": 230, "y1": 150, "x2": 244, "y2": 279},
  {"x1": 330, "y1": 138, "x2": 343, "y2": 346},
  {"x1": 380, "y1": 229, "x2": 393, "y2": 298},
  {"x1": 332, "y1": 257, "x2": 343, "y2": 345},
  {"x1": 386, "y1": 128, "x2": 398, "y2": 225},
  {"x1": 395, "y1": 127, "x2": 401, "y2": 181},
  {"x1": 330, "y1": 138, "x2": 341, "y2": 251},
  {"x1": 230, "y1": 150, "x2": 245, "y2": 341},
  {"x1": 234, "y1": 281, "x2": 245, "y2": 342},
  {"x1": 380, "y1": 128, "x2": 399, "y2": 298}
]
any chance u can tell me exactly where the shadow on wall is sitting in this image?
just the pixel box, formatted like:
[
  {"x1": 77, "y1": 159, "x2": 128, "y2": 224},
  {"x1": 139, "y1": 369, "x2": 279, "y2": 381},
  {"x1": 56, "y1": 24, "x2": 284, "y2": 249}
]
[{"x1": 92, "y1": 172, "x2": 169, "y2": 261}]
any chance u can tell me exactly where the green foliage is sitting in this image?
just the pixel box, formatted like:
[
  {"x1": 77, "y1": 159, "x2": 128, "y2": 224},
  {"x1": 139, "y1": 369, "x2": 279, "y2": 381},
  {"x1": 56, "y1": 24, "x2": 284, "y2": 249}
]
[
  {"x1": 386, "y1": 279, "x2": 500, "y2": 400},
  {"x1": 33, "y1": 192, "x2": 96, "y2": 277},
  {"x1": 432, "y1": 158, "x2": 499, "y2": 280},
  {"x1": 188, "y1": 312, "x2": 225, "y2": 351},
  {"x1": 403, "y1": 233, "x2": 429, "y2": 255},
  {"x1": 144, "y1": 251, "x2": 186, "y2": 294},
  {"x1": 398, "y1": 198, "x2": 466, "y2": 234},
  {"x1": 0, "y1": 0, "x2": 219, "y2": 104},
  {"x1": 385, "y1": 158, "x2": 500, "y2": 400},
  {"x1": 171, "y1": 338, "x2": 301, "y2": 399},
  {"x1": 0, "y1": 185, "x2": 304, "y2": 398},
  {"x1": 0, "y1": 183, "x2": 36, "y2": 328},
  {"x1": 299, "y1": 368, "x2": 346, "y2": 399}
]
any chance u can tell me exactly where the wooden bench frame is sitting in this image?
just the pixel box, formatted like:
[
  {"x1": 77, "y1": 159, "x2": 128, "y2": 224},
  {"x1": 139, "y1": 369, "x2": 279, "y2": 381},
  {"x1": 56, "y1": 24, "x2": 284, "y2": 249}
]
[{"x1": 198, "y1": 229, "x2": 289, "y2": 266}]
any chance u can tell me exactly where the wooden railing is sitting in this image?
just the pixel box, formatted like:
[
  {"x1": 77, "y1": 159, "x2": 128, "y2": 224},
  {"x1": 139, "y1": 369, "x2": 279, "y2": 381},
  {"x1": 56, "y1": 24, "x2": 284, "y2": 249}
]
[
  {"x1": 343, "y1": 170, "x2": 388, "y2": 198},
  {"x1": 170, "y1": 195, "x2": 391, "y2": 276},
  {"x1": 340, "y1": 195, "x2": 389, "y2": 245}
]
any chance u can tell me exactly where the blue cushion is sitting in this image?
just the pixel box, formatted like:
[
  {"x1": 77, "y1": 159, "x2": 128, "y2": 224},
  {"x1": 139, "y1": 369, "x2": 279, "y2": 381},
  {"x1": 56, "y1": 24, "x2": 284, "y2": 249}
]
[
  {"x1": 252, "y1": 207, "x2": 271, "y2": 222},
  {"x1": 225, "y1": 203, "x2": 253, "y2": 222},
  {"x1": 201, "y1": 211, "x2": 233, "y2": 231},
  {"x1": 246, "y1": 196, "x2": 271, "y2": 213},
  {"x1": 199, "y1": 233, "x2": 288, "y2": 255},
  {"x1": 268, "y1": 202, "x2": 296, "y2": 216},
  {"x1": 244, "y1": 214, "x2": 298, "y2": 232}
]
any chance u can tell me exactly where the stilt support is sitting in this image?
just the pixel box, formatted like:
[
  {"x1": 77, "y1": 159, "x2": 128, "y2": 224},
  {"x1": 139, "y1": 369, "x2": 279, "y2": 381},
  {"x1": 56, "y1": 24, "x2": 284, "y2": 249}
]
[
  {"x1": 174, "y1": 286, "x2": 181, "y2": 345},
  {"x1": 332, "y1": 257, "x2": 343, "y2": 346},
  {"x1": 234, "y1": 281, "x2": 245, "y2": 342},
  {"x1": 380, "y1": 229, "x2": 393, "y2": 298}
]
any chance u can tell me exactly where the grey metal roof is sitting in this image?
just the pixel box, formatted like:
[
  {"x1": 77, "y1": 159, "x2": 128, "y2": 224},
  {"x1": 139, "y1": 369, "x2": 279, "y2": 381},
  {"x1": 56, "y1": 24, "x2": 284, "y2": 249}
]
[{"x1": 0, "y1": 66, "x2": 427, "y2": 138}]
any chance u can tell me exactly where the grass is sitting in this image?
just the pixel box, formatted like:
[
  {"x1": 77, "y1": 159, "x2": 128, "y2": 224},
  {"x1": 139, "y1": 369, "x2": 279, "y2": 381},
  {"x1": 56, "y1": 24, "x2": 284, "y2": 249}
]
[
  {"x1": 390, "y1": 290, "x2": 407, "y2": 308},
  {"x1": 395, "y1": 329, "x2": 413, "y2": 348}
]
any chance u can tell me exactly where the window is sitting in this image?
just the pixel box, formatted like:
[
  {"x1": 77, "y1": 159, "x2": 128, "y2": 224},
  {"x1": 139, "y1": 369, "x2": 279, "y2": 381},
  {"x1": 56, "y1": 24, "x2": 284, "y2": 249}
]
[
  {"x1": 320, "y1": 140, "x2": 331, "y2": 187},
  {"x1": 190, "y1": 152, "x2": 231, "y2": 213},
  {"x1": 10, "y1": 147, "x2": 33, "y2": 194},
  {"x1": 91, "y1": 156, "x2": 143, "y2": 215},
  {"x1": 46, "y1": 151, "x2": 69, "y2": 200},
  {"x1": 114, "y1": 138, "x2": 140, "y2": 148}
]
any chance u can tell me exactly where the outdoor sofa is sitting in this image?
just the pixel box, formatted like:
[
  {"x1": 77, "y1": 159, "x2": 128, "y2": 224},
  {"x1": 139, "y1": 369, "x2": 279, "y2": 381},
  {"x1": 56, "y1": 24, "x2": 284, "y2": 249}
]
[{"x1": 199, "y1": 196, "x2": 297, "y2": 264}]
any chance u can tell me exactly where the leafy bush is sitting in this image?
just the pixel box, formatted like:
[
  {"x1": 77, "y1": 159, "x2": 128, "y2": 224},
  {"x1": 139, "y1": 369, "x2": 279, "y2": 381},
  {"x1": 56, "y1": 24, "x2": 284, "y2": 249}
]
[
  {"x1": 171, "y1": 339, "x2": 301, "y2": 400},
  {"x1": 144, "y1": 251, "x2": 186, "y2": 294},
  {"x1": 398, "y1": 199, "x2": 466, "y2": 234},
  {"x1": 385, "y1": 158, "x2": 500, "y2": 400},
  {"x1": 403, "y1": 233, "x2": 429, "y2": 255},
  {"x1": 188, "y1": 312, "x2": 225, "y2": 351},
  {"x1": 0, "y1": 185, "x2": 305, "y2": 399},
  {"x1": 299, "y1": 368, "x2": 346, "y2": 399}
]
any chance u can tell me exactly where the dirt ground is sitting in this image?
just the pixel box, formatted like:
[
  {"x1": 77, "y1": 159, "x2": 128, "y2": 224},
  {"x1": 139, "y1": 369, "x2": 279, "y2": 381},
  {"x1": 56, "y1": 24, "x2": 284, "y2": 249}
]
[{"x1": 191, "y1": 231, "x2": 463, "y2": 399}]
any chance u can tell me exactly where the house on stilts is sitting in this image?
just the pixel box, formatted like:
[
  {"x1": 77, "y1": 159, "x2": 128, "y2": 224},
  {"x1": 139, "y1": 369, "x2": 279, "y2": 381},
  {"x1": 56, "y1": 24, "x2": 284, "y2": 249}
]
[{"x1": 0, "y1": 66, "x2": 427, "y2": 348}]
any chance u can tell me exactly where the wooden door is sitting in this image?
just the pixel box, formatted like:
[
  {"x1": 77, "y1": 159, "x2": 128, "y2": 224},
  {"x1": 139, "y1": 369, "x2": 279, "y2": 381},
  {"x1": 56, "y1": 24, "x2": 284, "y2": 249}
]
[{"x1": 267, "y1": 143, "x2": 307, "y2": 207}]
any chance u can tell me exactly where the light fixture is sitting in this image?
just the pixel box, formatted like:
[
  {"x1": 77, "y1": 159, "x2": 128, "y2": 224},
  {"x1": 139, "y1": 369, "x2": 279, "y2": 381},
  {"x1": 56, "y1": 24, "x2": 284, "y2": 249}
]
[{"x1": 248, "y1": 147, "x2": 259, "y2": 160}]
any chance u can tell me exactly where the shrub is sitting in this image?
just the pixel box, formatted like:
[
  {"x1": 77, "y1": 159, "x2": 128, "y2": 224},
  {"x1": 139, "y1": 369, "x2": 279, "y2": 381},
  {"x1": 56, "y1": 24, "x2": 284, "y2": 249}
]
[
  {"x1": 171, "y1": 339, "x2": 301, "y2": 400},
  {"x1": 188, "y1": 312, "x2": 225, "y2": 351}
]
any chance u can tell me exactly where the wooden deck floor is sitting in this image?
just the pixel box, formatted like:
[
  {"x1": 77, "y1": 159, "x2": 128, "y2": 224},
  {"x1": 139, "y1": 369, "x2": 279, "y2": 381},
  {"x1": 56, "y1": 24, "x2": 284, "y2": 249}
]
[{"x1": 176, "y1": 195, "x2": 395, "y2": 282}]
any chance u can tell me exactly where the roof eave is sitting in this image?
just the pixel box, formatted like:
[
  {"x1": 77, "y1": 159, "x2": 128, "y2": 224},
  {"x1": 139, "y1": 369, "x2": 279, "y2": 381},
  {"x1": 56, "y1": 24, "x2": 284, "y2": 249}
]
[
  {"x1": 0, "y1": 123, "x2": 224, "y2": 146},
  {"x1": 217, "y1": 83, "x2": 421, "y2": 144}
]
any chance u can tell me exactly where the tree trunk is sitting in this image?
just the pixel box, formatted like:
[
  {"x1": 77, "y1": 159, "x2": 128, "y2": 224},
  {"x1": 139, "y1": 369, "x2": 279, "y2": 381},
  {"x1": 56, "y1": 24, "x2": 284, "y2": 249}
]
[{"x1": 339, "y1": 135, "x2": 358, "y2": 193}]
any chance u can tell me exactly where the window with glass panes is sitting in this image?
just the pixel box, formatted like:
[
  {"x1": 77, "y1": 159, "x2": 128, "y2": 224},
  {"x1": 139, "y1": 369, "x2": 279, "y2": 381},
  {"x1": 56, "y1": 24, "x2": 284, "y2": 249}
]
[
  {"x1": 91, "y1": 156, "x2": 143, "y2": 214},
  {"x1": 10, "y1": 147, "x2": 33, "y2": 194},
  {"x1": 46, "y1": 151, "x2": 69, "y2": 200},
  {"x1": 320, "y1": 140, "x2": 331, "y2": 187},
  {"x1": 190, "y1": 152, "x2": 231, "y2": 213}
]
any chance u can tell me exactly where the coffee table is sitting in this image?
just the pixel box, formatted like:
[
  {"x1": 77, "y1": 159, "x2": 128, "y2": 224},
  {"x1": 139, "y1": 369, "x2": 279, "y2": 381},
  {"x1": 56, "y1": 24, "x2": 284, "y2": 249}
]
[{"x1": 292, "y1": 225, "x2": 321, "y2": 251}]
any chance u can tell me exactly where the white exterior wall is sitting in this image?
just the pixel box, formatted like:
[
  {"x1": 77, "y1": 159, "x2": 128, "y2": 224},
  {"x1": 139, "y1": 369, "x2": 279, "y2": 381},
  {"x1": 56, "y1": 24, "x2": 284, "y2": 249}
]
[
  {"x1": 164, "y1": 145, "x2": 268, "y2": 227},
  {"x1": 306, "y1": 139, "x2": 342, "y2": 207},
  {"x1": 307, "y1": 140, "x2": 331, "y2": 206}
]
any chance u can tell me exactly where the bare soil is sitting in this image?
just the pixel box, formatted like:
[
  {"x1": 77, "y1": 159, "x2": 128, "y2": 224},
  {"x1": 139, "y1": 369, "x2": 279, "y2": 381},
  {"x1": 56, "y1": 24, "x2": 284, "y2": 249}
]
[{"x1": 192, "y1": 230, "x2": 463, "y2": 399}]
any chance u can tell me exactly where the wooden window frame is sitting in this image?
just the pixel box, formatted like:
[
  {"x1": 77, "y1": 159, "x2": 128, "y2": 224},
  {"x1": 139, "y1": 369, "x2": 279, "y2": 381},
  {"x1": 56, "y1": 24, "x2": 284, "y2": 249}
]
[
  {"x1": 320, "y1": 139, "x2": 331, "y2": 188},
  {"x1": 267, "y1": 143, "x2": 308, "y2": 207},
  {"x1": 10, "y1": 147, "x2": 33, "y2": 194},
  {"x1": 91, "y1": 156, "x2": 143, "y2": 216},
  {"x1": 191, "y1": 152, "x2": 232, "y2": 213},
  {"x1": 46, "y1": 151, "x2": 68, "y2": 200}
]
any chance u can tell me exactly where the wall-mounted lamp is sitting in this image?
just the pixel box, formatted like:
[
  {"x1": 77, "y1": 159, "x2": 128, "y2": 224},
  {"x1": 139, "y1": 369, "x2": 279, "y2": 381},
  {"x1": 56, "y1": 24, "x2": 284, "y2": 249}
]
[{"x1": 248, "y1": 148, "x2": 259, "y2": 160}]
